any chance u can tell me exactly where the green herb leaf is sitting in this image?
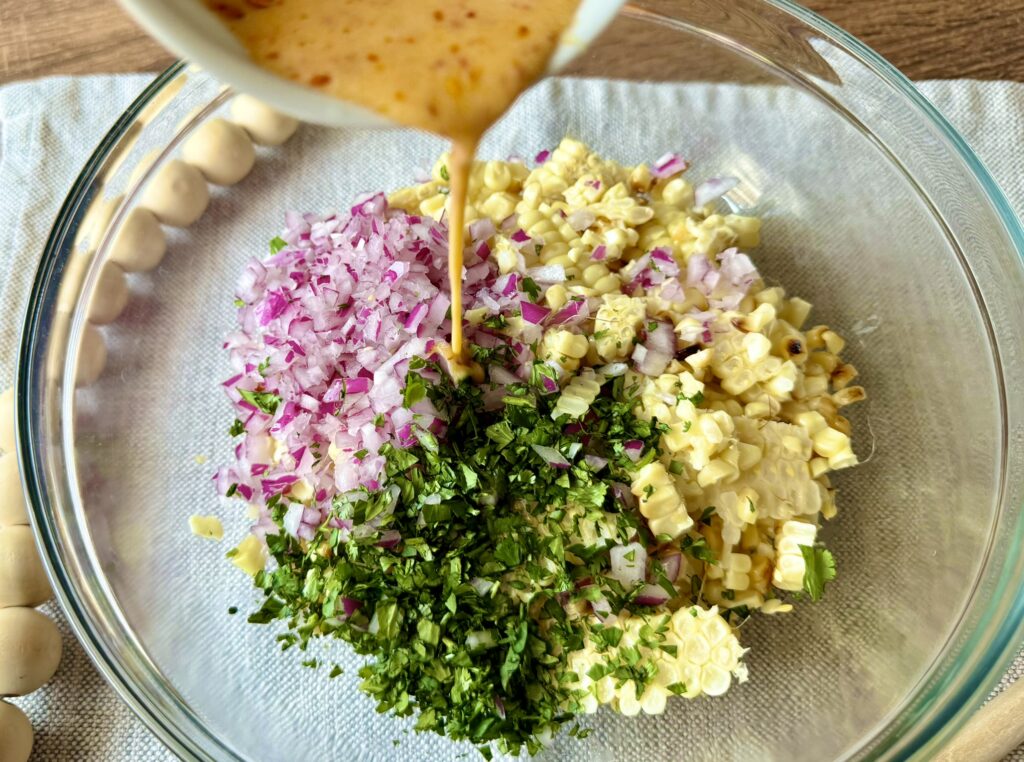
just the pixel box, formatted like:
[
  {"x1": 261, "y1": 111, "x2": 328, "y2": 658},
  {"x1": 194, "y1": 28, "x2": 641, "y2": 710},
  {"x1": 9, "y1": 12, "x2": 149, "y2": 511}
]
[
  {"x1": 238, "y1": 388, "x2": 281, "y2": 415},
  {"x1": 269, "y1": 236, "x2": 288, "y2": 254},
  {"x1": 800, "y1": 545, "x2": 836, "y2": 602}
]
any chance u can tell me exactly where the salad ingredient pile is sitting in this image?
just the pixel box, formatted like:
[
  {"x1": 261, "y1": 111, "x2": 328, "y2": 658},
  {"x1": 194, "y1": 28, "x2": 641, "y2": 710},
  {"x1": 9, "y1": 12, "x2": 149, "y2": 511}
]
[{"x1": 215, "y1": 140, "x2": 866, "y2": 755}]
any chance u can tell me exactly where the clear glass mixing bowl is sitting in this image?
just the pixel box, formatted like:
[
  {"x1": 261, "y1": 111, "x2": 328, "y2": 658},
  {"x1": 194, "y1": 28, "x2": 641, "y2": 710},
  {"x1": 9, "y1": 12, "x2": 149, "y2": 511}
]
[{"x1": 18, "y1": 1, "x2": 1024, "y2": 759}]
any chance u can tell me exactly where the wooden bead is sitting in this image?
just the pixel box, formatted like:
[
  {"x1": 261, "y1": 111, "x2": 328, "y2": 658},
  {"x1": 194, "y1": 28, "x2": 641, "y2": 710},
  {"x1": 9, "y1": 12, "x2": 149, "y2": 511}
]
[
  {"x1": 0, "y1": 700, "x2": 32, "y2": 762},
  {"x1": 0, "y1": 608, "x2": 61, "y2": 696},
  {"x1": 109, "y1": 208, "x2": 167, "y2": 273},
  {"x1": 230, "y1": 95, "x2": 299, "y2": 146},
  {"x1": 0, "y1": 527, "x2": 50, "y2": 608},
  {"x1": 183, "y1": 118, "x2": 256, "y2": 185},
  {"x1": 141, "y1": 159, "x2": 209, "y2": 227}
]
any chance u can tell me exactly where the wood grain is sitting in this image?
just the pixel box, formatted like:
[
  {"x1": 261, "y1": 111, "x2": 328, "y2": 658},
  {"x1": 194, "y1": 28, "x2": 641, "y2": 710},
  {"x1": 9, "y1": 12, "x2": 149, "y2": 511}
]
[{"x1": 1, "y1": 0, "x2": 1023, "y2": 84}]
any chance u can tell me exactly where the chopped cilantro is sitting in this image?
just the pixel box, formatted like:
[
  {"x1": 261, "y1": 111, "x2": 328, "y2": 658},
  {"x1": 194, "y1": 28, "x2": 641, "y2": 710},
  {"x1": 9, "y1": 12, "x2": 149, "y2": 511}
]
[
  {"x1": 269, "y1": 236, "x2": 288, "y2": 254},
  {"x1": 238, "y1": 388, "x2": 281, "y2": 415},
  {"x1": 439, "y1": 164, "x2": 450, "y2": 182},
  {"x1": 242, "y1": 360, "x2": 662, "y2": 755},
  {"x1": 800, "y1": 545, "x2": 836, "y2": 602},
  {"x1": 229, "y1": 419, "x2": 245, "y2": 437},
  {"x1": 520, "y1": 277, "x2": 541, "y2": 302}
]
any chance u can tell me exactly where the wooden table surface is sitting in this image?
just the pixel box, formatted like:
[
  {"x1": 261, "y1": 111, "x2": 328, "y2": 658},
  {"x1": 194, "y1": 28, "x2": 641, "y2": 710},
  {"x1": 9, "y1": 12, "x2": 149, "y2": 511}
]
[{"x1": 1, "y1": 0, "x2": 1023, "y2": 85}]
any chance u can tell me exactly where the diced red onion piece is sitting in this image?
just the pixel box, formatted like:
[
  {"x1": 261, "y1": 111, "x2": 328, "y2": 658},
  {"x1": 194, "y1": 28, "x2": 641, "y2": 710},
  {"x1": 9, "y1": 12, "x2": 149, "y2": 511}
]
[
  {"x1": 520, "y1": 301, "x2": 550, "y2": 325},
  {"x1": 635, "y1": 583, "x2": 671, "y2": 607},
  {"x1": 488, "y1": 366, "x2": 519, "y2": 386},
  {"x1": 659, "y1": 553, "x2": 683, "y2": 583},
  {"x1": 567, "y1": 209, "x2": 596, "y2": 231},
  {"x1": 597, "y1": 362, "x2": 628, "y2": 377},
  {"x1": 377, "y1": 529, "x2": 401, "y2": 549},
  {"x1": 610, "y1": 542, "x2": 647, "y2": 588},
  {"x1": 694, "y1": 176, "x2": 739, "y2": 208},
  {"x1": 531, "y1": 443, "x2": 570, "y2": 469},
  {"x1": 651, "y1": 152, "x2": 690, "y2": 179}
]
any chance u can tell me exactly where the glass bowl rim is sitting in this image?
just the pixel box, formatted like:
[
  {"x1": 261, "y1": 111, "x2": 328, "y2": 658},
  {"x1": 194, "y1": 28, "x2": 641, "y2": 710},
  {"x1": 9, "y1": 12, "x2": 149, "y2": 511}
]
[{"x1": 16, "y1": 3, "x2": 1024, "y2": 759}]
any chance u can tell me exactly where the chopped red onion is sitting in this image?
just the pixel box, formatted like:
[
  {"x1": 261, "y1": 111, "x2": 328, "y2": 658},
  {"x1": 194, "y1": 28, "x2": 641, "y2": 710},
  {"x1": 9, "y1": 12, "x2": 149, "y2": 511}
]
[
  {"x1": 469, "y1": 577, "x2": 494, "y2": 597},
  {"x1": 651, "y1": 152, "x2": 690, "y2": 179},
  {"x1": 550, "y1": 299, "x2": 588, "y2": 326},
  {"x1": 694, "y1": 176, "x2": 739, "y2": 208},
  {"x1": 488, "y1": 366, "x2": 519, "y2": 386},
  {"x1": 567, "y1": 209, "x2": 596, "y2": 231},
  {"x1": 377, "y1": 529, "x2": 401, "y2": 549},
  {"x1": 624, "y1": 440, "x2": 644, "y2": 462},
  {"x1": 526, "y1": 265, "x2": 566, "y2": 284},
  {"x1": 584, "y1": 454, "x2": 608, "y2": 472},
  {"x1": 520, "y1": 301, "x2": 550, "y2": 325},
  {"x1": 635, "y1": 583, "x2": 671, "y2": 607},
  {"x1": 610, "y1": 542, "x2": 647, "y2": 588},
  {"x1": 531, "y1": 444, "x2": 570, "y2": 469},
  {"x1": 658, "y1": 553, "x2": 683, "y2": 583},
  {"x1": 345, "y1": 377, "x2": 371, "y2": 394},
  {"x1": 535, "y1": 149, "x2": 552, "y2": 164}
]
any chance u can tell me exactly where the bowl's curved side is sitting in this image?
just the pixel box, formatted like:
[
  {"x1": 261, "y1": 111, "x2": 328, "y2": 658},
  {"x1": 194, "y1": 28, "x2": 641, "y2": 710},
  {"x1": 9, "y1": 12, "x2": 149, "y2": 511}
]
[
  {"x1": 767, "y1": 0, "x2": 1024, "y2": 756},
  {"x1": 17, "y1": 62, "x2": 237, "y2": 762}
]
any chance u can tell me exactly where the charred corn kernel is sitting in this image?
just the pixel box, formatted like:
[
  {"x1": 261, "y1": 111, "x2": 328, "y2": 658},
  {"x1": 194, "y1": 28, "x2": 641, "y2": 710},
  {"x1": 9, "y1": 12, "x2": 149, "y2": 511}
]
[
  {"x1": 697, "y1": 458, "x2": 737, "y2": 488},
  {"x1": 582, "y1": 263, "x2": 610, "y2": 287},
  {"x1": 231, "y1": 534, "x2": 267, "y2": 576},
  {"x1": 832, "y1": 362, "x2": 858, "y2": 389},
  {"x1": 812, "y1": 426, "x2": 851, "y2": 459},
  {"x1": 805, "y1": 325, "x2": 829, "y2": 351},
  {"x1": 540, "y1": 329, "x2": 589, "y2": 364},
  {"x1": 822, "y1": 330, "x2": 845, "y2": 355},
  {"x1": 780, "y1": 297, "x2": 812, "y2": 328},
  {"x1": 661, "y1": 177, "x2": 693, "y2": 207},
  {"x1": 480, "y1": 191, "x2": 518, "y2": 221},
  {"x1": 742, "y1": 303, "x2": 776, "y2": 332},
  {"x1": 755, "y1": 287, "x2": 785, "y2": 310},
  {"x1": 724, "y1": 214, "x2": 761, "y2": 248},
  {"x1": 772, "y1": 520, "x2": 817, "y2": 590},
  {"x1": 744, "y1": 400, "x2": 771, "y2": 419},
  {"x1": 419, "y1": 193, "x2": 447, "y2": 220},
  {"x1": 809, "y1": 457, "x2": 830, "y2": 478},
  {"x1": 833, "y1": 385, "x2": 866, "y2": 407},
  {"x1": 483, "y1": 161, "x2": 512, "y2": 192},
  {"x1": 553, "y1": 370, "x2": 601, "y2": 419},
  {"x1": 545, "y1": 284, "x2": 568, "y2": 310},
  {"x1": 828, "y1": 448, "x2": 858, "y2": 470},
  {"x1": 189, "y1": 515, "x2": 224, "y2": 540},
  {"x1": 631, "y1": 461, "x2": 693, "y2": 538},
  {"x1": 629, "y1": 163, "x2": 653, "y2": 192},
  {"x1": 801, "y1": 374, "x2": 830, "y2": 397},
  {"x1": 594, "y1": 294, "x2": 646, "y2": 361}
]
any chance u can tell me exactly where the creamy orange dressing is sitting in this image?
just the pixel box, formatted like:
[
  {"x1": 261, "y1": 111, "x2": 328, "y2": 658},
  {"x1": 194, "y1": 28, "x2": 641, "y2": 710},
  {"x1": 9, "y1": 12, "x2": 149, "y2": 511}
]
[{"x1": 208, "y1": 0, "x2": 579, "y2": 363}]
